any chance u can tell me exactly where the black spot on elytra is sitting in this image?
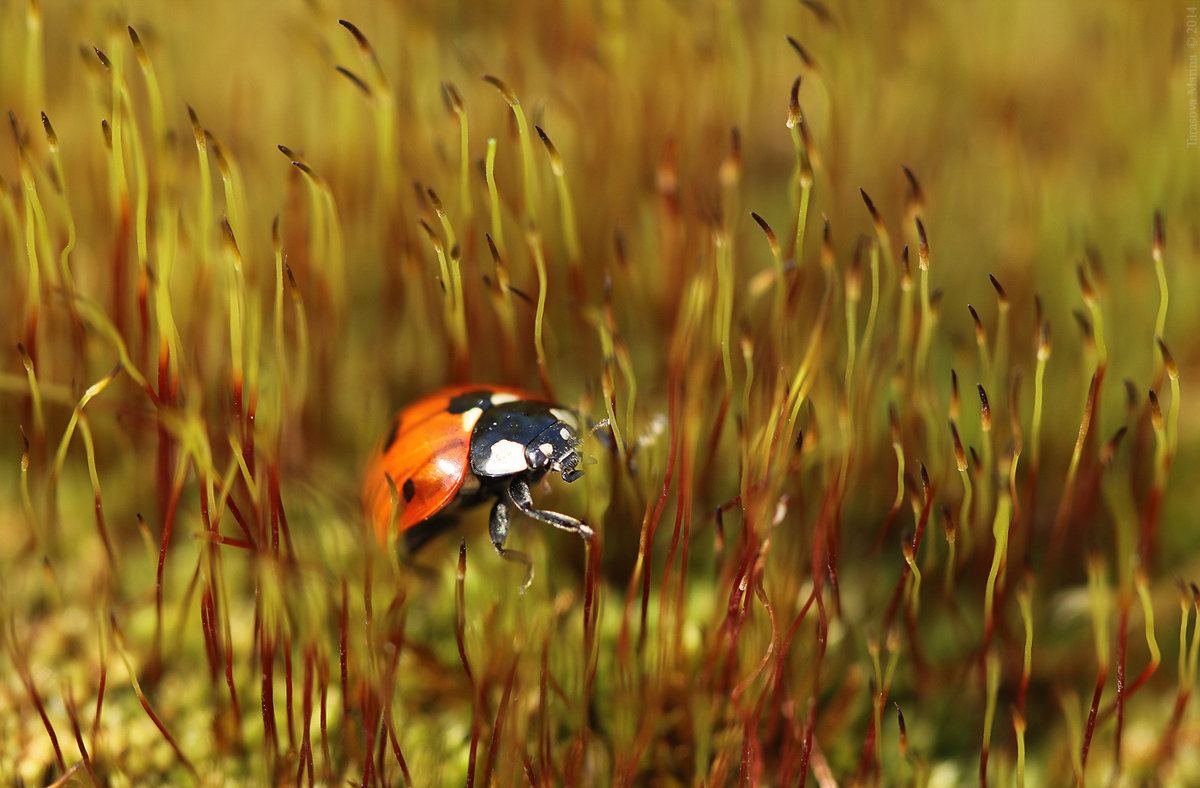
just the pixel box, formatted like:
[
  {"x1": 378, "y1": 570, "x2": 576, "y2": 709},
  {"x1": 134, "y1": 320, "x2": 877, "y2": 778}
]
[
  {"x1": 383, "y1": 417, "x2": 401, "y2": 451},
  {"x1": 402, "y1": 478, "x2": 416, "y2": 502},
  {"x1": 446, "y1": 389, "x2": 495, "y2": 414}
]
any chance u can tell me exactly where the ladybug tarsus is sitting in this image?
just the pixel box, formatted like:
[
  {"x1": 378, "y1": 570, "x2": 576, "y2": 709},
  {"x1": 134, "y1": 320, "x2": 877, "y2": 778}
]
[{"x1": 487, "y1": 494, "x2": 535, "y2": 588}]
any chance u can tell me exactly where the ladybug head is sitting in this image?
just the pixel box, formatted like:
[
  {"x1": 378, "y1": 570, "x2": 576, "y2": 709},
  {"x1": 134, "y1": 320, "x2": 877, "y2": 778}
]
[{"x1": 525, "y1": 409, "x2": 584, "y2": 483}]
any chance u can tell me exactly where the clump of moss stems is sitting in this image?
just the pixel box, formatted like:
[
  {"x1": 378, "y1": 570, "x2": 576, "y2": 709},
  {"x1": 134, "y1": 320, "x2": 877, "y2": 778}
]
[{"x1": 0, "y1": 2, "x2": 1195, "y2": 786}]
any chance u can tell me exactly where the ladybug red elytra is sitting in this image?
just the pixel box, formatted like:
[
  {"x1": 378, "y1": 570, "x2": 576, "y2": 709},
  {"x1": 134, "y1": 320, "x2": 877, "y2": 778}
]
[{"x1": 363, "y1": 384, "x2": 594, "y2": 569}]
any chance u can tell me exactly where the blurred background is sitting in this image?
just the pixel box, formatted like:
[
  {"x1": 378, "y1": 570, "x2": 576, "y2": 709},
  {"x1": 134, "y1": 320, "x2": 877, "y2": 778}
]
[{"x1": 1, "y1": 0, "x2": 1198, "y2": 784}]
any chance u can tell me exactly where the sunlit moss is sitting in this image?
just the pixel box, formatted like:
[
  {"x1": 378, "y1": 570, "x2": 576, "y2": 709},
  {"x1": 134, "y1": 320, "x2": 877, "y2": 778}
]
[{"x1": 0, "y1": 0, "x2": 1196, "y2": 785}]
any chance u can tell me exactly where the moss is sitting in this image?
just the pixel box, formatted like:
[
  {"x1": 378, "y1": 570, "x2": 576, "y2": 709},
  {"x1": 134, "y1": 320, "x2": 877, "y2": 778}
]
[{"x1": 0, "y1": 0, "x2": 1196, "y2": 784}]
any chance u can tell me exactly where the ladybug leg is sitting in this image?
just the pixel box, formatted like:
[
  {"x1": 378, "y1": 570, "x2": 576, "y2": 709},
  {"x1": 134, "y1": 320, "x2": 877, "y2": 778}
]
[
  {"x1": 489, "y1": 496, "x2": 534, "y2": 589},
  {"x1": 507, "y1": 478, "x2": 595, "y2": 541}
]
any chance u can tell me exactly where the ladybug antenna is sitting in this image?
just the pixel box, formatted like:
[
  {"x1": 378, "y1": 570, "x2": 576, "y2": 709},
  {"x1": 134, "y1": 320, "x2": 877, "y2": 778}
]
[{"x1": 587, "y1": 418, "x2": 611, "y2": 438}]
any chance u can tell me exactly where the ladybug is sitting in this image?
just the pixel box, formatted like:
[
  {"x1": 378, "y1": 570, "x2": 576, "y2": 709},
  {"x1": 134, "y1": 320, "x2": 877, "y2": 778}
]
[{"x1": 363, "y1": 384, "x2": 594, "y2": 569}]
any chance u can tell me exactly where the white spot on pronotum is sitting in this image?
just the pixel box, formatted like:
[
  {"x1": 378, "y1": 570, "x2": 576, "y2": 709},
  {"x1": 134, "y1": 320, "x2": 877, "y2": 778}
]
[
  {"x1": 539, "y1": 442, "x2": 553, "y2": 457},
  {"x1": 490, "y1": 392, "x2": 519, "y2": 406},
  {"x1": 550, "y1": 408, "x2": 578, "y2": 431},
  {"x1": 482, "y1": 439, "x2": 527, "y2": 476},
  {"x1": 459, "y1": 407, "x2": 483, "y2": 431},
  {"x1": 559, "y1": 427, "x2": 571, "y2": 440}
]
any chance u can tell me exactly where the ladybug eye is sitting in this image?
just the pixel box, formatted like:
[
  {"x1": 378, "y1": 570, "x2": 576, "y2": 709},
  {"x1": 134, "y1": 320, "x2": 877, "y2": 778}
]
[
  {"x1": 524, "y1": 442, "x2": 551, "y2": 470},
  {"x1": 563, "y1": 467, "x2": 583, "y2": 483}
]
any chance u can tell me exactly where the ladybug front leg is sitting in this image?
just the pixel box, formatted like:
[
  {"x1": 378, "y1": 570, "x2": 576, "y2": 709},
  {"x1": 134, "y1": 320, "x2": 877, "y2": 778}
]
[
  {"x1": 489, "y1": 496, "x2": 534, "y2": 589},
  {"x1": 507, "y1": 478, "x2": 595, "y2": 541}
]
